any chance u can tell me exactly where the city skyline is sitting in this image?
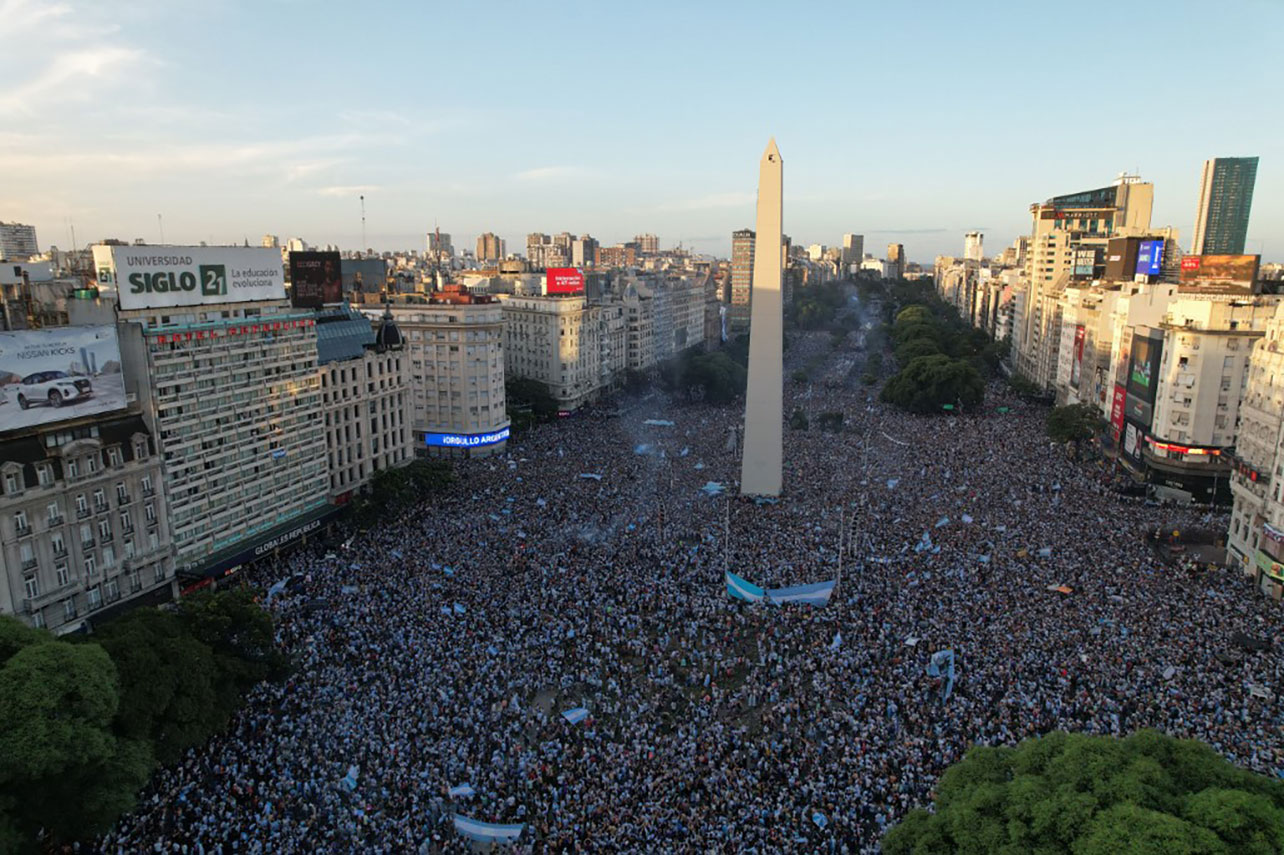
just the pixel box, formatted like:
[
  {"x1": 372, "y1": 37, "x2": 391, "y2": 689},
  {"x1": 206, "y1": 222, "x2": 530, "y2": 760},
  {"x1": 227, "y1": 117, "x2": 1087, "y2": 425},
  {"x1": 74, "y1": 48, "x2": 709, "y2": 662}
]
[{"x1": 2, "y1": 0, "x2": 1281, "y2": 262}]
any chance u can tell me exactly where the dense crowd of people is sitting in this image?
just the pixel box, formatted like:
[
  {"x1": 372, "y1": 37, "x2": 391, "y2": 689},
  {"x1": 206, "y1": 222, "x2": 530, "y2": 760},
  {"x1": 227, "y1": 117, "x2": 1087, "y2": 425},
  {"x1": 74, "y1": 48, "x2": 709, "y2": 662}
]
[{"x1": 97, "y1": 318, "x2": 1284, "y2": 854}]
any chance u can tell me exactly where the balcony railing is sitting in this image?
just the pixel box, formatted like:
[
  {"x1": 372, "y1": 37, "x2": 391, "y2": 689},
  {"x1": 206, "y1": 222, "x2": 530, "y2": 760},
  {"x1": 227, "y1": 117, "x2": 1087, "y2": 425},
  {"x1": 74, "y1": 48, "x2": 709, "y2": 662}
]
[
  {"x1": 21, "y1": 557, "x2": 38, "y2": 571},
  {"x1": 15, "y1": 523, "x2": 31, "y2": 537}
]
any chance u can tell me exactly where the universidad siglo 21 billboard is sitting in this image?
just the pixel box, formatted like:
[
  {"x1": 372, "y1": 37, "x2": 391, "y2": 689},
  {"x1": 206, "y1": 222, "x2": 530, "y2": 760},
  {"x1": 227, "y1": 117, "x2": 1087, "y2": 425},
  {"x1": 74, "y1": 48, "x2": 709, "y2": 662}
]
[{"x1": 95, "y1": 245, "x2": 286, "y2": 310}]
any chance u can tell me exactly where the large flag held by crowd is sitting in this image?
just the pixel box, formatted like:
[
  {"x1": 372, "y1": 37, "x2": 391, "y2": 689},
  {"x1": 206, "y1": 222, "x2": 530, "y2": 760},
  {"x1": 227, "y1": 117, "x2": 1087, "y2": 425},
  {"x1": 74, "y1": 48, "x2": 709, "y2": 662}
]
[
  {"x1": 928, "y1": 649, "x2": 957, "y2": 701},
  {"x1": 452, "y1": 815, "x2": 526, "y2": 844},
  {"x1": 725, "y1": 571, "x2": 836, "y2": 607}
]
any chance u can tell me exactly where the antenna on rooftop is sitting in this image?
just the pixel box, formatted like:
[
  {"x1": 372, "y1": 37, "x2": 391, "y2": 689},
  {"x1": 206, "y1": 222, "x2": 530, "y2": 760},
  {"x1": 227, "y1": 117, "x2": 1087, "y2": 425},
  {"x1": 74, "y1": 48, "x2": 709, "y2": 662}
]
[
  {"x1": 360, "y1": 195, "x2": 367, "y2": 256},
  {"x1": 158, "y1": 214, "x2": 165, "y2": 245}
]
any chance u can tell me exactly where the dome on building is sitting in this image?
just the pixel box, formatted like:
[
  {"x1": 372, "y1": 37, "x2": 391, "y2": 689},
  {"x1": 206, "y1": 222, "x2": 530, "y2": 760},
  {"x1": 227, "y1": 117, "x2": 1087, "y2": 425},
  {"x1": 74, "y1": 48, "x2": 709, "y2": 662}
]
[{"x1": 374, "y1": 306, "x2": 404, "y2": 351}]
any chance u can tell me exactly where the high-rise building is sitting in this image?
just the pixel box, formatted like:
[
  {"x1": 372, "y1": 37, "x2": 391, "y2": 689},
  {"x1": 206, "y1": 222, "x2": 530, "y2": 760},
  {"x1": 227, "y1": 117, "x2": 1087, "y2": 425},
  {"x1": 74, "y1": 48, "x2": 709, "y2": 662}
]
[
  {"x1": 841, "y1": 234, "x2": 864, "y2": 268},
  {"x1": 887, "y1": 243, "x2": 906, "y2": 280},
  {"x1": 427, "y1": 231, "x2": 453, "y2": 258},
  {"x1": 260, "y1": 234, "x2": 279, "y2": 249},
  {"x1": 0, "y1": 222, "x2": 38, "y2": 261},
  {"x1": 729, "y1": 228, "x2": 756, "y2": 331},
  {"x1": 94, "y1": 245, "x2": 333, "y2": 579},
  {"x1": 1014, "y1": 175, "x2": 1154, "y2": 388},
  {"x1": 964, "y1": 231, "x2": 984, "y2": 262},
  {"x1": 635, "y1": 233, "x2": 659, "y2": 255},
  {"x1": 572, "y1": 235, "x2": 599, "y2": 268},
  {"x1": 387, "y1": 290, "x2": 509, "y2": 457},
  {"x1": 476, "y1": 232, "x2": 504, "y2": 263},
  {"x1": 1191, "y1": 156, "x2": 1259, "y2": 255}
]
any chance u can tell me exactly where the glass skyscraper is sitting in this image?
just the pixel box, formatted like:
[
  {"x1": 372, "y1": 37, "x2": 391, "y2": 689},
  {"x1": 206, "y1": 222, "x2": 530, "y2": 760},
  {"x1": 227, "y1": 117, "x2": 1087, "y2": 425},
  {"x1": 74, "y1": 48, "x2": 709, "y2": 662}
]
[{"x1": 1191, "y1": 156, "x2": 1259, "y2": 255}]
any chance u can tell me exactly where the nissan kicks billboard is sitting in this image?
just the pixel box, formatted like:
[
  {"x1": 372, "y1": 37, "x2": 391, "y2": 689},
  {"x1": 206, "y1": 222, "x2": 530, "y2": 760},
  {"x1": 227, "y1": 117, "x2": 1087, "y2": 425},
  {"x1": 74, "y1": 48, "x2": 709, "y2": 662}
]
[
  {"x1": 94, "y1": 245, "x2": 286, "y2": 310},
  {"x1": 0, "y1": 325, "x2": 126, "y2": 433}
]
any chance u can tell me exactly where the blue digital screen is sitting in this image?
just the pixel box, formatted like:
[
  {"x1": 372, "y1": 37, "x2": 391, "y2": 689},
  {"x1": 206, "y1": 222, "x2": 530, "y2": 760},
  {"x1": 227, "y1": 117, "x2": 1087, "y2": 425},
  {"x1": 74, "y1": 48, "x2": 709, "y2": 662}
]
[
  {"x1": 1136, "y1": 240, "x2": 1163, "y2": 276},
  {"x1": 424, "y1": 427, "x2": 510, "y2": 448}
]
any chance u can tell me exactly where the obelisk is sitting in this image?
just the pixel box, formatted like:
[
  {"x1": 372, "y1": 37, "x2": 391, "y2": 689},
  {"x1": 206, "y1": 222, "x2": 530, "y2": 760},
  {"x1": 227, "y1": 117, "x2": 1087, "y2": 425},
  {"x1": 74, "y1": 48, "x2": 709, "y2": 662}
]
[{"x1": 740, "y1": 138, "x2": 783, "y2": 497}]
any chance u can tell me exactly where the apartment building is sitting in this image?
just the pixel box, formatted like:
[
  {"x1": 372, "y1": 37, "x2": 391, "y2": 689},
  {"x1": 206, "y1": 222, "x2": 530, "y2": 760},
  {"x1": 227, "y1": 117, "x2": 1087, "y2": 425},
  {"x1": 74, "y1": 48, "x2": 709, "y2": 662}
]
[
  {"x1": 389, "y1": 290, "x2": 508, "y2": 456},
  {"x1": 502, "y1": 293, "x2": 602, "y2": 411},
  {"x1": 316, "y1": 305, "x2": 413, "y2": 500}
]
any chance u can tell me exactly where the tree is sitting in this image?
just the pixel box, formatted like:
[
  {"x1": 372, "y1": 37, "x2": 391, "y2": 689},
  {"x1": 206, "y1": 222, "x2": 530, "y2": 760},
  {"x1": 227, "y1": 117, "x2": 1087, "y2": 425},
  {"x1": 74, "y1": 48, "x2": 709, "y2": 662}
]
[
  {"x1": 883, "y1": 730, "x2": 1284, "y2": 855},
  {"x1": 1047, "y1": 403, "x2": 1101, "y2": 446},
  {"x1": 681, "y1": 351, "x2": 747, "y2": 404},
  {"x1": 177, "y1": 589, "x2": 285, "y2": 714},
  {"x1": 94, "y1": 608, "x2": 224, "y2": 765},
  {"x1": 0, "y1": 632, "x2": 152, "y2": 845},
  {"x1": 789, "y1": 408, "x2": 809, "y2": 431},
  {"x1": 880, "y1": 355, "x2": 984, "y2": 414},
  {"x1": 506, "y1": 377, "x2": 559, "y2": 418},
  {"x1": 817, "y1": 411, "x2": 845, "y2": 432}
]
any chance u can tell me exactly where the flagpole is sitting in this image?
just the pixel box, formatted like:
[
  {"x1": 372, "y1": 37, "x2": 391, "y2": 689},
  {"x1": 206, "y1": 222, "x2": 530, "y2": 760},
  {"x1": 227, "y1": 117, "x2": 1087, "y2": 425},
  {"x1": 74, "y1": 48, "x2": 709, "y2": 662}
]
[
  {"x1": 723, "y1": 498, "x2": 730, "y2": 576},
  {"x1": 837, "y1": 505, "x2": 844, "y2": 594}
]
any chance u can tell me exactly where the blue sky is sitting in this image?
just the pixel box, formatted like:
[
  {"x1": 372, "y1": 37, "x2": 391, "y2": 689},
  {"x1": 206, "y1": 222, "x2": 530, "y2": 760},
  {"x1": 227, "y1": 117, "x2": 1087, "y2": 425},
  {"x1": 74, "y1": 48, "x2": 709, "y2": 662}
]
[{"x1": 2, "y1": 0, "x2": 1281, "y2": 263}]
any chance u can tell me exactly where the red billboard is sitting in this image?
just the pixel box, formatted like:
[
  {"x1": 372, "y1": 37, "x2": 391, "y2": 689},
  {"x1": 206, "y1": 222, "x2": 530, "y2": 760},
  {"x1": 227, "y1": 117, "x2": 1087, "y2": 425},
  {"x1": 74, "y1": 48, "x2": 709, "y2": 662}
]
[
  {"x1": 1110, "y1": 384, "x2": 1126, "y2": 440},
  {"x1": 546, "y1": 267, "x2": 584, "y2": 295}
]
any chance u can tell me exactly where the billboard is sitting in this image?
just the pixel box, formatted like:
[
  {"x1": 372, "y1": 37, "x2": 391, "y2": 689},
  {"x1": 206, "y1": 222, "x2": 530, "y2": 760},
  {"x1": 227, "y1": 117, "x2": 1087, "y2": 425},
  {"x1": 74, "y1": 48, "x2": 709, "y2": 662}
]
[
  {"x1": 424, "y1": 427, "x2": 510, "y2": 448},
  {"x1": 1135, "y1": 240, "x2": 1164, "y2": 277},
  {"x1": 1110, "y1": 384, "x2": 1127, "y2": 440},
  {"x1": 1124, "y1": 330, "x2": 1163, "y2": 429},
  {"x1": 546, "y1": 267, "x2": 585, "y2": 295},
  {"x1": 100, "y1": 246, "x2": 285, "y2": 310},
  {"x1": 0, "y1": 325, "x2": 126, "y2": 433},
  {"x1": 1121, "y1": 419, "x2": 1146, "y2": 467},
  {"x1": 289, "y1": 251, "x2": 343, "y2": 308},
  {"x1": 1179, "y1": 254, "x2": 1260, "y2": 287},
  {"x1": 341, "y1": 258, "x2": 387, "y2": 294},
  {"x1": 1072, "y1": 248, "x2": 1097, "y2": 278},
  {"x1": 1070, "y1": 325, "x2": 1085, "y2": 389}
]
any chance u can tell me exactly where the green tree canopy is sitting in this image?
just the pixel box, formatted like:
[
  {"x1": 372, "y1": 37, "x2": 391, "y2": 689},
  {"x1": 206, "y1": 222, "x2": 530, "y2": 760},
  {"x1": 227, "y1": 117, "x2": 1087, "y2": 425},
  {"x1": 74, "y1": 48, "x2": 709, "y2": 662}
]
[
  {"x1": 883, "y1": 730, "x2": 1284, "y2": 855},
  {"x1": 1047, "y1": 403, "x2": 1102, "y2": 445},
  {"x1": 880, "y1": 354, "x2": 984, "y2": 414}
]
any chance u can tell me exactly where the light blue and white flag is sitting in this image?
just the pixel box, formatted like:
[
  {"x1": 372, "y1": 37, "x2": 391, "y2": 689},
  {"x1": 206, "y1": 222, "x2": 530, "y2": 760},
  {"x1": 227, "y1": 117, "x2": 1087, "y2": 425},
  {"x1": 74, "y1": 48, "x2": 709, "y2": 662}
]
[
  {"x1": 812, "y1": 811, "x2": 828, "y2": 829},
  {"x1": 448, "y1": 784, "x2": 476, "y2": 799},
  {"x1": 935, "y1": 516, "x2": 950, "y2": 528},
  {"x1": 453, "y1": 602, "x2": 466, "y2": 615},
  {"x1": 766, "y1": 580, "x2": 836, "y2": 607},
  {"x1": 562, "y1": 707, "x2": 589, "y2": 725},
  {"x1": 830, "y1": 632, "x2": 843, "y2": 651},
  {"x1": 928, "y1": 649, "x2": 957, "y2": 701},
  {"x1": 579, "y1": 473, "x2": 603, "y2": 481},
  {"x1": 961, "y1": 513, "x2": 974, "y2": 524},
  {"x1": 726, "y1": 571, "x2": 765, "y2": 602},
  {"x1": 265, "y1": 578, "x2": 289, "y2": 604},
  {"x1": 341, "y1": 765, "x2": 359, "y2": 791},
  {"x1": 914, "y1": 532, "x2": 933, "y2": 553},
  {"x1": 452, "y1": 815, "x2": 525, "y2": 844}
]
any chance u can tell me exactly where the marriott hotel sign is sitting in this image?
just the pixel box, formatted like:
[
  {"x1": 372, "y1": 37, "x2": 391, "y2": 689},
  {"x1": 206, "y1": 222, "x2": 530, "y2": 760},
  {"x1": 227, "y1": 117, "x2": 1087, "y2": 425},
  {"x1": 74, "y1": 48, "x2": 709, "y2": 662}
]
[{"x1": 94, "y1": 245, "x2": 287, "y2": 310}]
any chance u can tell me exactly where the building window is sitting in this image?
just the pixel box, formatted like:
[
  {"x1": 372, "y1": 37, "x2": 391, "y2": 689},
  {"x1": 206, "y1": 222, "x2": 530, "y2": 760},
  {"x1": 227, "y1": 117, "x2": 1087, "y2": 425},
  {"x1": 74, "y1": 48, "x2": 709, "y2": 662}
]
[
  {"x1": 120, "y1": 511, "x2": 132, "y2": 531},
  {"x1": 67, "y1": 459, "x2": 79, "y2": 479},
  {"x1": 47, "y1": 502, "x2": 60, "y2": 524},
  {"x1": 37, "y1": 466, "x2": 52, "y2": 486},
  {"x1": 3, "y1": 473, "x2": 17, "y2": 494},
  {"x1": 98, "y1": 519, "x2": 111, "y2": 540},
  {"x1": 93, "y1": 488, "x2": 106, "y2": 509},
  {"x1": 145, "y1": 503, "x2": 156, "y2": 523},
  {"x1": 55, "y1": 563, "x2": 70, "y2": 587},
  {"x1": 15, "y1": 510, "x2": 28, "y2": 533},
  {"x1": 85, "y1": 556, "x2": 96, "y2": 577},
  {"x1": 102, "y1": 545, "x2": 115, "y2": 569},
  {"x1": 63, "y1": 598, "x2": 76, "y2": 621},
  {"x1": 105, "y1": 577, "x2": 118, "y2": 601},
  {"x1": 135, "y1": 441, "x2": 148, "y2": 459},
  {"x1": 51, "y1": 533, "x2": 65, "y2": 555},
  {"x1": 23, "y1": 574, "x2": 39, "y2": 600},
  {"x1": 116, "y1": 483, "x2": 127, "y2": 501},
  {"x1": 87, "y1": 587, "x2": 101, "y2": 610},
  {"x1": 76, "y1": 494, "x2": 88, "y2": 515},
  {"x1": 87, "y1": 454, "x2": 99, "y2": 473},
  {"x1": 107, "y1": 448, "x2": 122, "y2": 467}
]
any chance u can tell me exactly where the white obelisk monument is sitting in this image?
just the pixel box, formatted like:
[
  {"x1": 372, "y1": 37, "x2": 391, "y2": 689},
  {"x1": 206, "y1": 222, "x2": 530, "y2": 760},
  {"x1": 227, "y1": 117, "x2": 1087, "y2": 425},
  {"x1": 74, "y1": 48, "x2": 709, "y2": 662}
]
[{"x1": 740, "y1": 139, "x2": 783, "y2": 497}]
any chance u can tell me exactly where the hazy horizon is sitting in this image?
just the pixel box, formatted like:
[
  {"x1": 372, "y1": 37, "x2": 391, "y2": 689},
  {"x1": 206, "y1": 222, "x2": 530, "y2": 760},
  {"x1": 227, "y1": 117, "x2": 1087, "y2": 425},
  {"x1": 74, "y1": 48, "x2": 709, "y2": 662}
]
[{"x1": 2, "y1": 0, "x2": 1280, "y2": 264}]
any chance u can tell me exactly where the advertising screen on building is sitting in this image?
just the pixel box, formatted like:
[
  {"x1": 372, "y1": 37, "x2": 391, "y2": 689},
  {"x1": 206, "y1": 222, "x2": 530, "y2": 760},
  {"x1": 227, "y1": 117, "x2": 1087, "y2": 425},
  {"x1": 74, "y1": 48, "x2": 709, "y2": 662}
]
[
  {"x1": 546, "y1": 268, "x2": 584, "y2": 295},
  {"x1": 1121, "y1": 419, "x2": 1146, "y2": 467},
  {"x1": 341, "y1": 258, "x2": 387, "y2": 294},
  {"x1": 289, "y1": 251, "x2": 343, "y2": 308},
  {"x1": 1135, "y1": 240, "x2": 1164, "y2": 277},
  {"x1": 0, "y1": 325, "x2": 126, "y2": 433},
  {"x1": 424, "y1": 427, "x2": 510, "y2": 448},
  {"x1": 1110, "y1": 384, "x2": 1127, "y2": 440},
  {"x1": 1180, "y1": 254, "x2": 1259, "y2": 286},
  {"x1": 1072, "y1": 248, "x2": 1097, "y2": 278},
  {"x1": 103, "y1": 246, "x2": 286, "y2": 310},
  {"x1": 1070, "y1": 326, "x2": 1085, "y2": 389},
  {"x1": 1126, "y1": 332, "x2": 1163, "y2": 402}
]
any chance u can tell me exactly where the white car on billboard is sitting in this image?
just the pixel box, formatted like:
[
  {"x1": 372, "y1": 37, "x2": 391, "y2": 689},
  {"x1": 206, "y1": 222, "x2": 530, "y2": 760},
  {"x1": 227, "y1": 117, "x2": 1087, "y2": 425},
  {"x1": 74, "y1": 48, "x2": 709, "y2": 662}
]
[{"x1": 15, "y1": 371, "x2": 94, "y2": 409}]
